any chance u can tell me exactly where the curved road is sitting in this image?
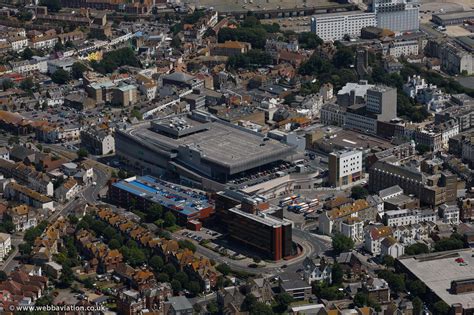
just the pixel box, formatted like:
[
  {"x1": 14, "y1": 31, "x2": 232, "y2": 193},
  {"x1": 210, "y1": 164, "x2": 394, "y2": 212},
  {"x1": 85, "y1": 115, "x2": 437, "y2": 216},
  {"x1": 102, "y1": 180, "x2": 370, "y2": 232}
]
[{"x1": 189, "y1": 227, "x2": 331, "y2": 276}]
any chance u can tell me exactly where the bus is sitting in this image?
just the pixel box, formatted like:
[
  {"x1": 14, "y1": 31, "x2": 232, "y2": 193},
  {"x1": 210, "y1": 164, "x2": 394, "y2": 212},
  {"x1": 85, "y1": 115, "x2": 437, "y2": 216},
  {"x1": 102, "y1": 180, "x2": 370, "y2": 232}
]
[{"x1": 279, "y1": 197, "x2": 292, "y2": 206}]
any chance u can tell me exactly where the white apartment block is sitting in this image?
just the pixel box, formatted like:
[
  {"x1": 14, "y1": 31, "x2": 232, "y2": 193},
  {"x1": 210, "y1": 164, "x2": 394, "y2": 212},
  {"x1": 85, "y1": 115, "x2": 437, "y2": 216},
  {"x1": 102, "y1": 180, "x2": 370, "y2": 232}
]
[
  {"x1": 392, "y1": 222, "x2": 434, "y2": 245},
  {"x1": 320, "y1": 104, "x2": 345, "y2": 127},
  {"x1": 440, "y1": 120, "x2": 459, "y2": 148},
  {"x1": 384, "y1": 209, "x2": 437, "y2": 227},
  {"x1": 344, "y1": 112, "x2": 378, "y2": 134},
  {"x1": 8, "y1": 37, "x2": 28, "y2": 51},
  {"x1": 440, "y1": 43, "x2": 473, "y2": 75},
  {"x1": 30, "y1": 37, "x2": 58, "y2": 50},
  {"x1": 389, "y1": 39, "x2": 419, "y2": 58},
  {"x1": 311, "y1": 12, "x2": 376, "y2": 41},
  {"x1": 438, "y1": 204, "x2": 460, "y2": 225},
  {"x1": 403, "y1": 75, "x2": 428, "y2": 98},
  {"x1": 328, "y1": 149, "x2": 363, "y2": 187},
  {"x1": 341, "y1": 218, "x2": 364, "y2": 242},
  {"x1": 364, "y1": 226, "x2": 393, "y2": 255},
  {"x1": 0, "y1": 233, "x2": 11, "y2": 262}
]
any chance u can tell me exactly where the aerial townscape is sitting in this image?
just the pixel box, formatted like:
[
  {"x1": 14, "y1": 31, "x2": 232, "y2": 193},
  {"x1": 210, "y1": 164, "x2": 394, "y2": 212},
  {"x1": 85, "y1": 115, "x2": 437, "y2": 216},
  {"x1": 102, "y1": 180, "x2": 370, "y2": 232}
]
[{"x1": 0, "y1": 0, "x2": 472, "y2": 313}]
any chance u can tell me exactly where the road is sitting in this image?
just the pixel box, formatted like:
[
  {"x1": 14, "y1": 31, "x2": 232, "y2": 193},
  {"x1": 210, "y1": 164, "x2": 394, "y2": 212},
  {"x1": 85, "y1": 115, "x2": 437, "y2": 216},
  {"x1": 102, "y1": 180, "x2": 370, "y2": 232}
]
[
  {"x1": 1, "y1": 234, "x2": 23, "y2": 272},
  {"x1": 186, "y1": 227, "x2": 331, "y2": 277}
]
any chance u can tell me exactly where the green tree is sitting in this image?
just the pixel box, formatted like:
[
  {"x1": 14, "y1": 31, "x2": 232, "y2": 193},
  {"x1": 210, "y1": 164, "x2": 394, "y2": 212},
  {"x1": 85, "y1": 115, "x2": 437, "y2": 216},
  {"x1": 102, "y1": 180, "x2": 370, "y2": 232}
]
[
  {"x1": 0, "y1": 271, "x2": 7, "y2": 281},
  {"x1": 77, "y1": 147, "x2": 89, "y2": 159},
  {"x1": 146, "y1": 204, "x2": 163, "y2": 222},
  {"x1": 416, "y1": 144, "x2": 431, "y2": 155},
  {"x1": 298, "y1": 32, "x2": 323, "y2": 49},
  {"x1": 405, "y1": 243, "x2": 430, "y2": 256},
  {"x1": 207, "y1": 301, "x2": 219, "y2": 315},
  {"x1": 163, "y1": 263, "x2": 176, "y2": 276},
  {"x1": 186, "y1": 281, "x2": 201, "y2": 296},
  {"x1": 174, "y1": 271, "x2": 189, "y2": 286},
  {"x1": 312, "y1": 282, "x2": 345, "y2": 300},
  {"x1": 332, "y1": 233, "x2": 354, "y2": 254},
  {"x1": 382, "y1": 255, "x2": 395, "y2": 267},
  {"x1": 123, "y1": 247, "x2": 146, "y2": 266},
  {"x1": 354, "y1": 292, "x2": 369, "y2": 307},
  {"x1": 130, "y1": 109, "x2": 142, "y2": 120},
  {"x1": 71, "y1": 62, "x2": 88, "y2": 79},
  {"x1": 412, "y1": 297, "x2": 423, "y2": 315},
  {"x1": 157, "y1": 273, "x2": 169, "y2": 282},
  {"x1": 216, "y1": 263, "x2": 231, "y2": 276},
  {"x1": 251, "y1": 302, "x2": 274, "y2": 315},
  {"x1": 171, "y1": 280, "x2": 182, "y2": 292},
  {"x1": 54, "y1": 41, "x2": 64, "y2": 52},
  {"x1": 333, "y1": 46, "x2": 355, "y2": 68},
  {"x1": 150, "y1": 255, "x2": 164, "y2": 271},
  {"x1": 51, "y1": 69, "x2": 70, "y2": 84},
  {"x1": 40, "y1": 0, "x2": 61, "y2": 11},
  {"x1": 163, "y1": 212, "x2": 176, "y2": 227},
  {"x1": 377, "y1": 270, "x2": 405, "y2": 293},
  {"x1": 2, "y1": 79, "x2": 14, "y2": 91},
  {"x1": 274, "y1": 293, "x2": 293, "y2": 313},
  {"x1": 351, "y1": 186, "x2": 368, "y2": 200},
  {"x1": 83, "y1": 277, "x2": 95, "y2": 289},
  {"x1": 103, "y1": 226, "x2": 117, "y2": 240},
  {"x1": 331, "y1": 262, "x2": 344, "y2": 285},
  {"x1": 407, "y1": 279, "x2": 426, "y2": 297},
  {"x1": 16, "y1": 9, "x2": 33, "y2": 21},
  {"x1": 227, "y1": 49, "x2": 272, "y2": 70},
  {"x1": 178, "y1": 239, "x2": 196, "y2": 252},
  {"x1": 218, "y1": 27, "x2": 268, "y2": 49},
  {"x1": 22, "y1": 48, "x2": 34, "y2": 60},
  {"x1": 91, "y1": 47, "x2": 140, "y2": 74},
  {"x1": 242, "y1": 293, "x2": 258, "y2": 311},
  {"x1": 58, "y1": 266, "x2": 74, "y2": 288},
  {"x1": 433, "y1": 301, "x2": 449, "y2": 315},
  {"x1": 170, "y1": 35, "x2": 182, "y2": 49},
  {"x1": 20, "y1": 78, "x2": 34, "y2": 90},
  {"x1": 434, "y1": 235, "x2": 464, "y2": 252},
  {"x1": 109, "y1": 239, "x2": 121, "y2": 250}
]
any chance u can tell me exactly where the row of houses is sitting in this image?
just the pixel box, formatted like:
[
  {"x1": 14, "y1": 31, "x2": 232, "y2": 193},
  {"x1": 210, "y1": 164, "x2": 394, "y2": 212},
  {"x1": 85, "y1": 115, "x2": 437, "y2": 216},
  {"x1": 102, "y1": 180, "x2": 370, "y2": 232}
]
[{"x1": 95, "y1": 207, "x2": 218, "y2": 291}]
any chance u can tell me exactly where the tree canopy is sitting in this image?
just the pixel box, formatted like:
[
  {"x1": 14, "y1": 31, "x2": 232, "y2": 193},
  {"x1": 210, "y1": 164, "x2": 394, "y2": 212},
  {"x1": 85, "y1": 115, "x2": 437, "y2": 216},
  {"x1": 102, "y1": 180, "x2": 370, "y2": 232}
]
[
  {"x1": 351, "y1": 186, "x2": 368, "y2": 200},
  {"x1": 51, "y1": 69, "x2": 70, "y2": 85},
  {"x1": 332, "y1": 233, "x2": 354, "y2": 254},
  {"x1": 39, "y1": 0, "x2": 61, "y2": 12},
  {"x1": 91, "y1": 47, "x2": 140, "y2": 74},
  {"x1": 227, "y1": 50, "x2": 272, "y2": 70}
]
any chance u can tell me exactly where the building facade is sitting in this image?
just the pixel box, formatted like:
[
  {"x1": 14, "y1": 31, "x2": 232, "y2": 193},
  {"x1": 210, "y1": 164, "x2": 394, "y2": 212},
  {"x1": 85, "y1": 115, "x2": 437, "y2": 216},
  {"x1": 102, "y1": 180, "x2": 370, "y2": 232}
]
[
  {"x1": 328, "y1": 149, "x2": 363, "y2": 187},
  {"x1": 311, "y1": 12, "x2": 377, "y2": 41}
]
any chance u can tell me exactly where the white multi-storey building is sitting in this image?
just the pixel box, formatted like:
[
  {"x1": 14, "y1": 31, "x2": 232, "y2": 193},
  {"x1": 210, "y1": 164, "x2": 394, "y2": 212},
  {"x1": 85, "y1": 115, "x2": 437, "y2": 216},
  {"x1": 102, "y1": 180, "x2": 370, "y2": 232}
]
[
  {"x1": 311, "y1": 12, "x2": 377, "y2": 41},
  {"x1": 403, "y1": 75, "x2": 428, "y2": 98},
  {"x1": 373, "y1": 0, "x2": 420, "y2": 32},
  {"x1": 364, "y1": 226, "x2": 393, "y2": 255},
  {"x1": 438, "y1": 204, "x2": 460, "y2": 225},
  {"x1": 0, "y1": 233, "x2": 11, "y2": 262},
  {"x1": 389, "y1": 39, "x2": 419, "y2": 58},
  {"x1": 328, "y1": 149, "x2": 363, "y2": 187},
  {"x1": 344, "y1": 111, "x2": 378, "y2": 134},
  {"x1": 341, "y1": 217, "x2": 364, "y2": 242},
  {"x1": 8, "y1": 37, "x2": 28, "y2": 51},
  {"x1": 320, "y1": 103, "x2": 346, "y2": 127},
  {"x1": 384, "y1": 209, "x2": 437, "y2": 227}
]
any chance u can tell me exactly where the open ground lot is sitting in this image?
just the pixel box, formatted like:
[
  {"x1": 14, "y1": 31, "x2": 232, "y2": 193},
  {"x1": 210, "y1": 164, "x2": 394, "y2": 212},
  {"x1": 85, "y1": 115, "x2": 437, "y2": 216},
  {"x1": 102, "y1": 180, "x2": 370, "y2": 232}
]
[
  {"x1": 195, "y1": 0, "x2": 334, "y2": 13},
  {"x1": 445, "y1": 25, "x2": 472, "y2": 37}
]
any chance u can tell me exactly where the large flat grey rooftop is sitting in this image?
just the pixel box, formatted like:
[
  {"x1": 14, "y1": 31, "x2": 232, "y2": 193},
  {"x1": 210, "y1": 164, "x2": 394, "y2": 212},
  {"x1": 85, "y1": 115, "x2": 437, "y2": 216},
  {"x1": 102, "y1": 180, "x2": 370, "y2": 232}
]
[
  {"x1": 399, "y1": 249, "x2": 474, "y2": 309},
  {"x1": 125, "y1": 116, "x2": 294, "y2": 173}
]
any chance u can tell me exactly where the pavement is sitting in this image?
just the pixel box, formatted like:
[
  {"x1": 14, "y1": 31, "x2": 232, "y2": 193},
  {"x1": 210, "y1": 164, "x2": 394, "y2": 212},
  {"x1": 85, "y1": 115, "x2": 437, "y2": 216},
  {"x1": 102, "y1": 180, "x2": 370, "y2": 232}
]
[
  {"x1": 178, "y1": 226, "x2": 331, "y2": 277},
  {"x1": 0, "y1": 234, "x2": 23, "y2": 272}
]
